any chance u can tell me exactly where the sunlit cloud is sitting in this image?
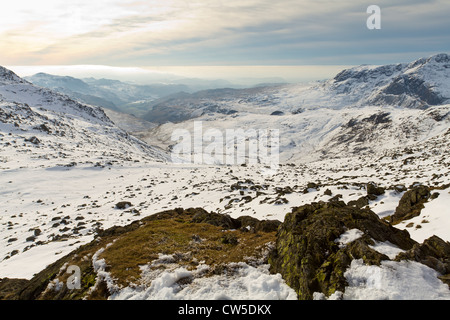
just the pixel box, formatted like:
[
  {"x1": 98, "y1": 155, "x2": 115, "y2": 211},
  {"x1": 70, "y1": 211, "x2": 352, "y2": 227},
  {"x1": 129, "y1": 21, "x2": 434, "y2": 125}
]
[{"x1": 1, "y1": 0, "x2": 449, "y2": 66}]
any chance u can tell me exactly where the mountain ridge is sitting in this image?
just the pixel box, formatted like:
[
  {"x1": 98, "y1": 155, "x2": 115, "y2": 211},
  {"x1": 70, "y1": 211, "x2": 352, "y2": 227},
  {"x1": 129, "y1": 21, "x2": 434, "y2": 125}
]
[{"x1": 0, "y1": 66, "x2": 169, "y2": 170}]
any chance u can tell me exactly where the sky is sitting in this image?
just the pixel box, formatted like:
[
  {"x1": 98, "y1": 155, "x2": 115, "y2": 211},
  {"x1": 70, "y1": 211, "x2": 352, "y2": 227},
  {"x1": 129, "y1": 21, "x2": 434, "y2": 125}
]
[{"x1": 2, "y1": 0, "x2": 450, "y2": 83}]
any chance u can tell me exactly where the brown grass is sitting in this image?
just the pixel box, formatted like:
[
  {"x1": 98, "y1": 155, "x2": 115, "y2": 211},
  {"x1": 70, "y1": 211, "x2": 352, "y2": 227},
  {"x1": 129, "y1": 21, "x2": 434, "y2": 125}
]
[{"x1": 100, "y1": 217, "x2": 276, "y2": 286}]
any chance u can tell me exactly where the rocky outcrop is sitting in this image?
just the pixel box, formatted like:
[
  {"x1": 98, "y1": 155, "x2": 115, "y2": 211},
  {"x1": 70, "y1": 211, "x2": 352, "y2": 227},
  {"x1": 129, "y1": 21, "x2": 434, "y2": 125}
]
[
  {"x1": 390, "y1": 185, "x2": 431, "y2": 224},
  {"x1": 396, "y1": 235, "x2": 450, "y2": 286},
  {"x1": 269, "y1": 201, "x2": 416, "y2": 300},
  {"x1": 347, "y1": 196, "x2": 369, "y2": 209},
  {"x1": 375, "y1": 74, "x2": 445, "y2": 108}
]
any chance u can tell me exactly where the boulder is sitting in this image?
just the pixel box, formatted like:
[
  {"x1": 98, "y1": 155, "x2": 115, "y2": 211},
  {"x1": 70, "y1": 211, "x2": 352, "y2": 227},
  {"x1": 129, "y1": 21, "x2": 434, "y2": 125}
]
[
  {"x1": 396, "y1": 235, "x2": 450, "y2": 284},
  {"x1": 269, "y1": 201, "x2": 416, "y2": 299},
  {"x1": 26, "y1": 136, "x2": 40, "y2": 145},
  {"x1": 390, "y1": 185, "x2": 430, "y2": 224},
  {"x1": 189, "y1": 209, "x2": 237, "y2": 229},
  {"x1": 348, "y1": 196, "x2": 369, "y2": 209},
  {"x1": 236, "y1": 215, "x2": 281, "y2": 233}
]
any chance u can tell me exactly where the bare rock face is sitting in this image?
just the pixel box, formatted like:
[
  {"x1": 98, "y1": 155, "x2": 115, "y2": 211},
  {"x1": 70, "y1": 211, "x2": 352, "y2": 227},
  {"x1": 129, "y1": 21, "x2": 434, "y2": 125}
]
[{"x1": 269, "y1": 201, "x2": 416, "y2": 300}]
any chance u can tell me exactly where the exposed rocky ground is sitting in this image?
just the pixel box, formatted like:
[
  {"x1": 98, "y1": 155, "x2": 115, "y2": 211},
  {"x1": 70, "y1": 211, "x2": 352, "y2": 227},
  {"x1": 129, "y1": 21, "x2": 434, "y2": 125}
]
[{"x1": 2, "y1": 189, "x2": 450, "y2": 300}]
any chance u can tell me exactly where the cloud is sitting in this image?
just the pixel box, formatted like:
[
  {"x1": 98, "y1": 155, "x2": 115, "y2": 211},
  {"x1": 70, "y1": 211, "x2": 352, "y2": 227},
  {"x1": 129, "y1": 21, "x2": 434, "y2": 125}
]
[{"x1": 1, "y1": 0, "x2": 449, "y2": 66}]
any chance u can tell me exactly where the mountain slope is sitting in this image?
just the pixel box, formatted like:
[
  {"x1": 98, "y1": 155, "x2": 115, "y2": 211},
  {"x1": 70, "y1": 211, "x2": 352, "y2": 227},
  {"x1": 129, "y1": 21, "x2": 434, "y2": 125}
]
[
  {"x1": 25, "y1": 73, "x2": 189, "y2": 117},
  {"x1": 0, "y1": 66, "x2": 168, "y2": 170}
]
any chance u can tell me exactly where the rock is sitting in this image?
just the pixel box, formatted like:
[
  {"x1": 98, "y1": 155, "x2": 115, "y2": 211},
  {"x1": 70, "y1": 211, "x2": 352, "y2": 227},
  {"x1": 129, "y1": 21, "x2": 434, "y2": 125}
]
[
  {"x1": 307, "y1": 182, "x2": 319, "y2": 189},
  {"x1": 220, "y1": 233, "x2": 239, "y2": 245},
  {"x1": 33, "y1": 124, "x2": 51, "y2": 134},
  {"x1": 274, "y1": 186, "x2": 294, "y2": 196},
  {"x1": 366, "y1": 182, "x2": 385, "y2": 196},
  {"x1": 348, "y1": 196, "x2": 369, "y2": 209},
  {"x1": 236, "y1": 216, "x2": 281, "y2": 233},
  {"x1": 396, "y1": 235, "x2": 450, "y2": 278},
  {"x1": 393, "y1": 184, "x2": 407, "y2": 193},
  {"x1": 25, "y1": 136, "x2": 40, "y2": 145},
  {"x1": 269, "y1": 201, "x2": 416, "y2": 300},
  {"x1": 390, "y1": 185, "x2": 431, "y2": 224},
  {"x1": 115, "y1": 201, "x2": 133, "y2": 210},
  {"x1": 270, "y1": 110, "x2": 284, "y2": 116},
  {"x1": 303, "y1": 182, "x2": 319, "y2": 193},
  {"x1": 189, "y1": 209, "x2": 238, "y2": 229}
]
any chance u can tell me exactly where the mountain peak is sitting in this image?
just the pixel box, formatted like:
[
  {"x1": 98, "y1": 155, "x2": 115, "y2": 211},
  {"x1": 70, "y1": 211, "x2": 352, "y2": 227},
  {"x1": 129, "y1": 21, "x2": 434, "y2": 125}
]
[
  {"x1": 0, "y1": 66, "x2": 27, "y2": 84},
  {"x1": 330, "y1": 53, "x2": 450, "y2": 108},
  {"x1": 406, "y1": 52, "x2": 450, "y2": 70},
  {"x1": 424, "y1": 52, "x2": 450, "y2": 63}
]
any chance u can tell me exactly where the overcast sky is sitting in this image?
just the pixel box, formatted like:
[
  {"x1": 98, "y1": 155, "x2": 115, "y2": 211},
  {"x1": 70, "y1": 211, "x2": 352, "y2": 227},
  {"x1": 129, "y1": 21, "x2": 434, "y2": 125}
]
[{"x1": 1, "y1": 0, "x2": 449, "y2": 81}]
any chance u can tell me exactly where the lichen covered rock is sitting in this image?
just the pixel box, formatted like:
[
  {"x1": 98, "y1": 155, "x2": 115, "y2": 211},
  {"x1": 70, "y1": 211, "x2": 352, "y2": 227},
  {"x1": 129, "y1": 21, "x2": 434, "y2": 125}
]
[
  {"x1": 390, "y1": 185, "x2": 431, "y2": 224},
  {"x1": 269, "y1": 201, "x2": 416, "y2": 300}
]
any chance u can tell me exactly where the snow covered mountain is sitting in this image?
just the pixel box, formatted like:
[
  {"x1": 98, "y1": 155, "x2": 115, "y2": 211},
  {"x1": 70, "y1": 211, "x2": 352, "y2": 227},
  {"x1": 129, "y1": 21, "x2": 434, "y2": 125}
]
[
  {"x1": 0, "y1": 66, "x2": 168, "y2": 170},
  {"x1": 138, "y1": 53, "x2": 450, "y2": 163},
  {"x1": 144, "y1": 53, "x2": 450, "y2": 117},
  {"x1": 25, "y1": 73, "x2": 189, "y2": 117}
]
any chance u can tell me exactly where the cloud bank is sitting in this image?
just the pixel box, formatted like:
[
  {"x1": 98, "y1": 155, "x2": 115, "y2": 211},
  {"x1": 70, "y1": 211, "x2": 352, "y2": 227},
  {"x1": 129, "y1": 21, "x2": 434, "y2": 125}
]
[{"x1": 1, "y1": 0, "x2": 449, "y2": 66}]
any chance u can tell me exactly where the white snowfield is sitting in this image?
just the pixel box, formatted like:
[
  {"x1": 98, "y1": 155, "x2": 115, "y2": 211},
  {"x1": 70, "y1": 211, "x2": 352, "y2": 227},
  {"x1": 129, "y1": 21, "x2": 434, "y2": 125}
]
[{"x1": 1, "y1": 54, "x2": 450, "y2": 300}]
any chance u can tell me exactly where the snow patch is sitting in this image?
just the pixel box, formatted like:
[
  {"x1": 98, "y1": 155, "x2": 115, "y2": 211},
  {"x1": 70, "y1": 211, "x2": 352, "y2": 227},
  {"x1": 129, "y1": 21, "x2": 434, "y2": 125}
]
[
  {"x1": 110, "y1": 263, "x2": 297, "y2": 300},
  {"x1": 343, "y1": 259, "x2": 450, "y2": 300},
  {"x1": 335, "y1": 229, "x2": 364, "y2": 248},
  {"x1": 369, "y1": 241, "x2": 405, "y2": 259}
]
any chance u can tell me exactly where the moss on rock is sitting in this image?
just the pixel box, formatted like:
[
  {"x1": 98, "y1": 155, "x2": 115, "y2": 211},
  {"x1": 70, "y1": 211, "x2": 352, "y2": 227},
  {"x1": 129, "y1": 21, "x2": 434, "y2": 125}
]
[{"x1": 268, "y1": 201, "x2": 416, "y2": 300}]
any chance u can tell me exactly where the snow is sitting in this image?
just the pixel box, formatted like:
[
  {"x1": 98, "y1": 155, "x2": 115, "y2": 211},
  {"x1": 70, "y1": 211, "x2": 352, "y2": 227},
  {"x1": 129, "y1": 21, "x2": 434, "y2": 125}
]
[
  {"x1": 369, "y1": 241, "x2": 405, "y2": 259},
  {"x1": 110, "y1": 262, "x2": 297, "y2": 300},
  {"x1": 368, "y1": 189, "x2": 405, "y2": 219},
  {"x1": 138, "y1": 104, "x2": 450, "y2": 164},
  {"x1": 0, "y1": 237, "x2": 89, "y2": 279},
  {"x1": 1, "y1": 159, "x2": 448, "y2": 280},
  {"x1": 396, "y1": 187, "x2": 450, "y2": 243},
  {"x1": 334, "y1": 229, "x2": 364, "y2": 248},
  {"x1": 1, "y1": 58, "x2": 450, "y2": 300},
  {"x1": 342, "y1": 259, "x2": 450, "y2": 300}
]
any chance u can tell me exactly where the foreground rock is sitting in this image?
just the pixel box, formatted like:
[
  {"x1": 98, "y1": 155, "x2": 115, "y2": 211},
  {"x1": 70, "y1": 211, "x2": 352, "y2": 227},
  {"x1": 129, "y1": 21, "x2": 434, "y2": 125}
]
[
  {"x1": 3, "y1": 203, "x2": 450, "y2": 300},
  {"x1": 269, "y1": 201, "x2": 420, "y2": 299}
]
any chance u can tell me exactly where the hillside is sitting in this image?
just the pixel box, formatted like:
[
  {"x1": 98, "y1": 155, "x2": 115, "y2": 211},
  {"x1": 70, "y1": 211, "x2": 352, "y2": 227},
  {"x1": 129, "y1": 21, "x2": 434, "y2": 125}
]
[
  {"x1": 25, "y1": 73, "x2": 189, "y2": 118},
  {"x1": 0, "y1": 66, "x2": 168, "y2": 170}
]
